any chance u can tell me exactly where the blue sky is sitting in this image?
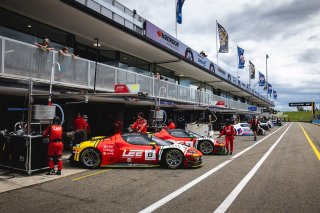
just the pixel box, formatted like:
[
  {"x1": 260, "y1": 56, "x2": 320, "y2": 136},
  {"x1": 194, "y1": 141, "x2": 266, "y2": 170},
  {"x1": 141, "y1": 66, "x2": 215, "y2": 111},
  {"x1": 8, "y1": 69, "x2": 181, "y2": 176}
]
[{"x1": 118, "y1": 0, "x2": 320, "y2": 111}]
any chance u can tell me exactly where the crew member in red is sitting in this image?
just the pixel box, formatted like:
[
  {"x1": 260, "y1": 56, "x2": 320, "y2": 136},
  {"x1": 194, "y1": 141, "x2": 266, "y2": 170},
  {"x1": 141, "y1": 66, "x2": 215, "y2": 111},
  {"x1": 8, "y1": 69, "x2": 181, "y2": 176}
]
[
  {"x1": 73, "y1": 112, "x2": 86, "y2": 131},
  {"x1": 218, "y1": 120, "x2": 236, "y2": 155},
  {"x1": 167, "y1": 119, "x2": 176, "y2": 129},
  {"x1": 131, "y1": 112, "x2": 147, "y2": 133},
  {"x1": 113, "y1": 118, "x2": 123, "y2": 134},
  {"x1": 43, "y1": 116, "x2": 63, "y2": 175},
  {"x1": 83, "y1": 114, "x2": 91, "y2": 138}
]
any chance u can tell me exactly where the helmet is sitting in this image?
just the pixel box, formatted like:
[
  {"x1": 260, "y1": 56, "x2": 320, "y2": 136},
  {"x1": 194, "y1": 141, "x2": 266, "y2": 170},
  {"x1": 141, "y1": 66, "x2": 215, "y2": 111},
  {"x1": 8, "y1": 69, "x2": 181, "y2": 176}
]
[{"x1": 53, "y1": 116, "x2": 61, "y2": 124}]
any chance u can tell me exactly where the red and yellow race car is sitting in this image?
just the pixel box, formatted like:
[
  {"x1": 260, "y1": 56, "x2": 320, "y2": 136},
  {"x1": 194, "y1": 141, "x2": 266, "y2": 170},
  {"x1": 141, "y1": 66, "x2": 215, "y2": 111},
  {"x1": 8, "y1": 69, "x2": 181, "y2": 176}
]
[
  {"x1": 71, "y1": 133, "x2": 202, "y2": 169},
  {"x1": 154, "y1": 129, "x2": 226, "y2": 155}
]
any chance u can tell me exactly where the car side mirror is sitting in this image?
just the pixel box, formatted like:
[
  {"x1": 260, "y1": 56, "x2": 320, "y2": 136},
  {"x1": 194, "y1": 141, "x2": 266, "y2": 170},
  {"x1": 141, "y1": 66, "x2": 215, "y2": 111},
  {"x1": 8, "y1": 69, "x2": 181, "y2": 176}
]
[{"x1": 150, "y1": 142, "x2": 156, "y2": 149}]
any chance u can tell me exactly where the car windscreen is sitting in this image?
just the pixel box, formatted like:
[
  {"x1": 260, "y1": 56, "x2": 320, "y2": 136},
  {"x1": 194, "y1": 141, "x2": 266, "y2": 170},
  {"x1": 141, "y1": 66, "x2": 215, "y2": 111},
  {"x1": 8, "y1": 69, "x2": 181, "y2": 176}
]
[
  {"x1": 150, "y1": 136, "x2": 173, "y2": 146},
  {"x1": 167, "y1": 129, "x2": 191, "y2": 138},
  {"x1": 121, "y1": 134, "x2": 151, "y2": 145}
]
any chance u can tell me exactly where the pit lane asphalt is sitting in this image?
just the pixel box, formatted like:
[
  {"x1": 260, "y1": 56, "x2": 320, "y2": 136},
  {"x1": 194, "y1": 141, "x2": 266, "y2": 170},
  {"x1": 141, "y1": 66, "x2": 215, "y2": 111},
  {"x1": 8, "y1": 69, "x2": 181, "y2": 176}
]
[{"x1": 0, "y1": 123, "x2": 319, "y2": 213}]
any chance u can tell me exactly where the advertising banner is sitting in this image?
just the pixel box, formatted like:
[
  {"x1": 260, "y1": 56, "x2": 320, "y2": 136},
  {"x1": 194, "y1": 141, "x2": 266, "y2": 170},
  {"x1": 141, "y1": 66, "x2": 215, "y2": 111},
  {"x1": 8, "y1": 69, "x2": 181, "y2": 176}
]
[
  {"x1": 145, "y1": 21, "x2": 251, "y2": 93},
  {"x1": 237, "y1": 46, "x2": 245, "y2": 69},
  {"x1": 145, "y1": 21, "x2": 215, "y2": 73}
]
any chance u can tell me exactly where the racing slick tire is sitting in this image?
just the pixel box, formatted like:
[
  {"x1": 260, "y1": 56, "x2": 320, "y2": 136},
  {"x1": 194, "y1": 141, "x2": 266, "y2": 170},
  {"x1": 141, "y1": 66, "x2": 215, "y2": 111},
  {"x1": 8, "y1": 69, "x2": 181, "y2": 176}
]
[
  {"x1": 197, "y1": 140, "x2": 214, "y2": 155},
  {"x1": 163, "y1": 149, "x2": 184, "y2": 169},
  {"x1": 80, "y1": 148, "x2": 102, "y2": 169}
]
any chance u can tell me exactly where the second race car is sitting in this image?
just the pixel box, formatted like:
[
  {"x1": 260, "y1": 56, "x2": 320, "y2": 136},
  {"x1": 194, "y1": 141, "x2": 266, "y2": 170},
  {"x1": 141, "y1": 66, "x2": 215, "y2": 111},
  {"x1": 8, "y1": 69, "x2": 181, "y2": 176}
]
[
  {"x1": 153, "y1": 129, "x2": 226, "y2": 155},
  {"x1": 233, "y1": 123, "x2": 254, "y2": 136},
  {"x1": 71, "y1": 133, "x2": 202, "y2": 169}
]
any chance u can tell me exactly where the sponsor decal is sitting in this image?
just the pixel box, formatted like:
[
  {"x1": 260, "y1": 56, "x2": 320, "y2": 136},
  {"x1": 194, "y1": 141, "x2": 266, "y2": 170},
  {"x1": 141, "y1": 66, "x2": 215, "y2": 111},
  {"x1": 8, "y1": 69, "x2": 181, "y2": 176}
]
[
  {"x1": 114, "y1": 84, "x2": 130, "y2": 93},
  {"x1": 122, "y1": 150, "x2": 143, "y2": 158},
  {"x1": 145, "y1": 150, "x2": 156, "y2": 160},
  {"x1": 127, "y1": 158, "x2": 132, "y2": 162},
  {"x1": 156, "y1": 30, "x2": 180, "y2": 50}
]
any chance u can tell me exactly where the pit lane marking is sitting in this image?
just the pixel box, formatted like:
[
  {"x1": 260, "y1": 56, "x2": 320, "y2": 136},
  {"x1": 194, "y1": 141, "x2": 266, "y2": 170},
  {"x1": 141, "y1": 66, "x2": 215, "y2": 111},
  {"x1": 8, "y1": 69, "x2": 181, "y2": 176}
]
[
  {"x1": 299, "y1": 123, "x2": 320, "y2": 160},
  {"x1": 138, "y1": 123, "x2": 290, "y2": 213},
  {"x1": 72, "y1": 169, "x2": 112, "y2": 181},
  {"x1": 214, "y1": 123, "x2": 292, "y2": 213}
]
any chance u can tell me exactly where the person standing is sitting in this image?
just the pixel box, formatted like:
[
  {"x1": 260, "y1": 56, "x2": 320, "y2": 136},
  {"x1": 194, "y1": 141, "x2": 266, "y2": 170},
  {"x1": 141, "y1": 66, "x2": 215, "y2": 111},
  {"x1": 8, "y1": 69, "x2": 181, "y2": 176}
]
[
  {"x1": 250, "y1": 117, "x2": 259, "y2": 141},
  {"x1": 35, "y1": 38, "x2": 54, "y2": 51},
  {"x1": 43, "y1": 116, "x2": 63, "y2": 175},
  {"x1": 113, "y1": 117, "x2": 123, "y2": 134},
  {"x1": 72, "y1": 112, "x2": 87, "y2": 146},
  {"x1": 167, "y1": 119, "x2": 176, "y2": 129},
  {"x1": 218, "y1": 120, "x2": 236, "y2": 155},
  {"x1": 83, "y1": 114, "x2": 91, "y2": 138},
  {"x1": 131, "y1": 112, "x2": 148, "y2": 133}
]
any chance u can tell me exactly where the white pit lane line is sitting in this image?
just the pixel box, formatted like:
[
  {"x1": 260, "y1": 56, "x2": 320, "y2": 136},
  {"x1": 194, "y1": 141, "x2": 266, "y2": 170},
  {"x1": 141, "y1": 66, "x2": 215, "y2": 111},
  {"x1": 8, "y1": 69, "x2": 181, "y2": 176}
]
[
  {"x1": 138, "y1": 123, "x2": 291, "y2": 213},
  {"x1": 214, "y1": 122, "x2": 293, "y2": 213}
]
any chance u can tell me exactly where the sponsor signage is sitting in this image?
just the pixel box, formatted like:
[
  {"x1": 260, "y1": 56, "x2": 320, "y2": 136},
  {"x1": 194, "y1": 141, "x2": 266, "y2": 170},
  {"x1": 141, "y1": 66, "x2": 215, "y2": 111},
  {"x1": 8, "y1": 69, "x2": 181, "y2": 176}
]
[
  {"x1": 114, "y1": 84, "x2": 140, "y2": 93},
  {"x1": 261, "y1": 109, "x2": 270, "y2": 113},
  {"x1": 160, "y1": 100, "x2": 175, "y2": 106},
  {"x1": 145, "y1": 21, "x2": 252, "y2": 93},
  {"x1": 114, "y1": 84, "x2": 130, "y2": 93},
  {"x1": 145, "y1": 21, "x2": 215, "y2": 74},
  {"x1": 289, "y1": 102, "x2": 312, "y2": 107},
  {"x1": 248, "y1": 106, "x2": 257, "y2": 111}
]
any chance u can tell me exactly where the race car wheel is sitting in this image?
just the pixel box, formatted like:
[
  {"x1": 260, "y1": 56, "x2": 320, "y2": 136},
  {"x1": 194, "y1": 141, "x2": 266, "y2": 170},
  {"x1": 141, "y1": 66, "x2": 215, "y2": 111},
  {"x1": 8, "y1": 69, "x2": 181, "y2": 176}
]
[
  {"x1": 198, "y1": 140, "x2": 214, "y2": 155},
  {"x1": 80, "y1": 148, "x2": 101, "y2": 169},
  {"x1": 163, "y1": 149, "x2": 184, "y2": 169}
]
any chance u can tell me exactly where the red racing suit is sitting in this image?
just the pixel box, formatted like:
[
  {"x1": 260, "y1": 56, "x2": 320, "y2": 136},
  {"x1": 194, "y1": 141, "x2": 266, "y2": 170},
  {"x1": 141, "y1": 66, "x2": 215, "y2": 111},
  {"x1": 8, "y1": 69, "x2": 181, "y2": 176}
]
[
  {"x1": 73, "y1": 116, "x2": 86, "y2": 131},
  {"x1": 43, "y1": 124, "x2": 63, "y2": 170},
  {"x1": 131, "y1": 118, "x2": 147, "y2": 133},
  {"x1": 167, "y1": 122, "x2": 176, "y2": 129},
  {"x1": 219, "y1": 125, "x2": 236, "y2": 152}
]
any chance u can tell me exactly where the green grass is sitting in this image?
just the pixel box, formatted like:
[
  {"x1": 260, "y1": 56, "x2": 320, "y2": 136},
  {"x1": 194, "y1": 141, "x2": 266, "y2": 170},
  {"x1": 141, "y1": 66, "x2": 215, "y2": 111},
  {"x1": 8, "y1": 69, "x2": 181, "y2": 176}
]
[{"x1": 283, "y1": 111, "x2": 316, "y2": 122}]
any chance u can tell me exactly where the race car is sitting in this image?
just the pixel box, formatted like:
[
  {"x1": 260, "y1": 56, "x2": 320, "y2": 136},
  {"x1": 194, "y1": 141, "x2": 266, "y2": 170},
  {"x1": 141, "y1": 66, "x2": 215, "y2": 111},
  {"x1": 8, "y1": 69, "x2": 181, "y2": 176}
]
[
  {"x1": 233, "y1": 123, "x2": 254, "y2": 136},
  {"x1": 71, "y1": 133, "x2": 202, "y2": 169},
  {"x1": 153, "y1": 129, "x2": 226, "y2": 155}
]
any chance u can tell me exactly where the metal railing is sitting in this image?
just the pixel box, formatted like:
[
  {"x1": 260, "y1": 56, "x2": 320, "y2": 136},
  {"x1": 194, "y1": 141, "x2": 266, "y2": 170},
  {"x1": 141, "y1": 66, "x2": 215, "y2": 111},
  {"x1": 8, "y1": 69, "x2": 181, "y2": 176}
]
[
  {"x1": 0, "y1": 36, "x2": 263, "y2": 112},
  {"x1": 75, "y1": 0, "x2": 144, "y2": 34}
]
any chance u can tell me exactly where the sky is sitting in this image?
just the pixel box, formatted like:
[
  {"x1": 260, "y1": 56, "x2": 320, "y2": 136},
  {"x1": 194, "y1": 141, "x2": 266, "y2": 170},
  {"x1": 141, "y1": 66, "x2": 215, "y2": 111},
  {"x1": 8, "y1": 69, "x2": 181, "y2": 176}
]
[{"x1": 117, "y1": 0, "x2": 320, "y2": 111}]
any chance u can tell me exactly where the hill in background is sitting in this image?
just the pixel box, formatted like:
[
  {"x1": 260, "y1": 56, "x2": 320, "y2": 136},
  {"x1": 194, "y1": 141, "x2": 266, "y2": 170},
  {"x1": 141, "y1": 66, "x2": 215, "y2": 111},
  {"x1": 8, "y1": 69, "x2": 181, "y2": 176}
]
[{"x1": 283, "y1": 111, "x2": 318, "y2": 122}]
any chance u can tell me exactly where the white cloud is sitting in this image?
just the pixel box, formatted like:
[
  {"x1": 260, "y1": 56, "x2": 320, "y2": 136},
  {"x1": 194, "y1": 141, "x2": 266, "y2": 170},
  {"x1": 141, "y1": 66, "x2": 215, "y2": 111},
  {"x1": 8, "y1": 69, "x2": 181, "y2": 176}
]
[{"x1": 118, "y1": 0, "x2": 320, "y2": 111}]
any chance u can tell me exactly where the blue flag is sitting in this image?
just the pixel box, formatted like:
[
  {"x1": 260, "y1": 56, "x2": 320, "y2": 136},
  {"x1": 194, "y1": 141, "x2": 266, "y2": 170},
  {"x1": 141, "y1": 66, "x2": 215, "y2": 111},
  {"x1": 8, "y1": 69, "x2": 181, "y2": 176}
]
[
  {"x1": 268, "y1": 83, "x2": 272, "y2": 96},
  {"x1": 259, "y1": 72, "x2": 265, "y2": 87},
  {"x1": 273, "y1": 90, "x2": 277, "y2": 99},
  {"x1": 176, "y1": 0, "x2": 185, "y2": 24},
  {"x1": 237, "y1": 46, "x2": 245, "y2": 69}
]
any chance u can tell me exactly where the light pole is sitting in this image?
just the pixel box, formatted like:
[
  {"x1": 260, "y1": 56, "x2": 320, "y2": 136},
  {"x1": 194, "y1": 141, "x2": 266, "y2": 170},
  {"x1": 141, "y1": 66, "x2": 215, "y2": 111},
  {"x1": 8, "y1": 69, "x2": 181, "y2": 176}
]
[
  {"x1": 49, "y1": 62, "x2": 61, "y2": 105},
  {"x1": 265, "y1": 54, "x2": 269, "y2": 98},
  {"x1": 158, "y1": 86, "x2": 167, "y2": 107},
  {"x1": 93, "y1": 38, "x2": 99, "y2": 94}
]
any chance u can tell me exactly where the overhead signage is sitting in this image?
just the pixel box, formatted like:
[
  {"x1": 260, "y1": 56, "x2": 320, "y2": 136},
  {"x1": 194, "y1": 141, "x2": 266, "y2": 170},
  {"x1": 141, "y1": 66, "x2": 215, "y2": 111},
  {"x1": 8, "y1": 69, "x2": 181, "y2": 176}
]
[
  {"x1": 114, "y1": 84, "x2": 140, "y2": 94},
  {"x1": 289, "y1": 102, "x2": 312, "y2": 107},
  {"x1": 145, "y1": 21, "x2": 253, "y2": 94},
  {"x1": 261, "y1": 109, "x2": 270, "y2": 113},
  {"x1": 114, "y1": 84, "x2": 130, "y2": 93},
  {"x1": 248, "y1": 106, "x2": 257, "y2": 111},
  {"x1": 146, "y1": 21, "x2": 220, "y2": 76}
]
